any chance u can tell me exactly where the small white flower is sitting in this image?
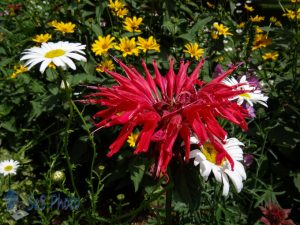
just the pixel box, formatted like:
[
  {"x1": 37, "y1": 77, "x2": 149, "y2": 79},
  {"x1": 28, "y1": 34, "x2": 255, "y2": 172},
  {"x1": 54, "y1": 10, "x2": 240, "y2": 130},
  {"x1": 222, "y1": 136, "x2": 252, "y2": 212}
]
[
  {"x1": 0, "y1": 160, "x2": 20, "y2": 176},
  {"x1": 236, "y1": 28, "x2": 243, "y2": 34},
  {"x1": 190, "y1": 137, "x2": 246, "y2": 196},
  {"x1": 236, "y1": 10, "x2": 243, "y2": 14},
  {"x1": 236, "y1": 2, "x2": 242, "y2": 6},
  {"x1": 20, "y1": 41, "x2": 86, "y2": 73},
  {"x1": 223, "y1": 75, "x2": 268, "y2": 107}
]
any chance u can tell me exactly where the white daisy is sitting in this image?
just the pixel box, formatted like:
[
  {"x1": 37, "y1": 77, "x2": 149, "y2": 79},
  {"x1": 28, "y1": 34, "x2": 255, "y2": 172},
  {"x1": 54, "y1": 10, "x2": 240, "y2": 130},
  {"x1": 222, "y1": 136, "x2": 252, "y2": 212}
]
[
  {"x1": 20, "y1": 41, "x2": 86, "y2": 73},
  {"x1": 223, "y1": 75, "x2": 268, "y2": 107},
  {"x1": 0, "y1": 160, "x2": 20, "y2": 176},
  {"x1": 190, "y1": 137, "x2": 247, "y2": 196}
]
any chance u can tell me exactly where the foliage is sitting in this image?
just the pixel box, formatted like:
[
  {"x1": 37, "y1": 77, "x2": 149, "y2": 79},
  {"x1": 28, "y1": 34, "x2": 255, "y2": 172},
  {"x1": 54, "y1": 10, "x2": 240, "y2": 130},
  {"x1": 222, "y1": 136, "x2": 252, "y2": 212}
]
[{"x1": 0, "y1": 0, "x2": 299, "y2": 224}]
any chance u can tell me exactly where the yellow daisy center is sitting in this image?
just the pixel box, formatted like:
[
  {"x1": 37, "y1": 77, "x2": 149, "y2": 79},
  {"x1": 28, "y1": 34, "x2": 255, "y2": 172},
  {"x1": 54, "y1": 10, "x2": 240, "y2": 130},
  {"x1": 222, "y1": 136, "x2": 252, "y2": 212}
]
[
  {"x1": 202, "y1": 142, "x2": 218, "y2": 164},
  {"x1": 239, "y1": 93, "x2": 251, "y2": 98},
  {"x1": 45, "y1": 49, "x2": 65, "y2": 58},
  {"x1": 4, "y1": 165, "x2": 13, "y2": 172}
]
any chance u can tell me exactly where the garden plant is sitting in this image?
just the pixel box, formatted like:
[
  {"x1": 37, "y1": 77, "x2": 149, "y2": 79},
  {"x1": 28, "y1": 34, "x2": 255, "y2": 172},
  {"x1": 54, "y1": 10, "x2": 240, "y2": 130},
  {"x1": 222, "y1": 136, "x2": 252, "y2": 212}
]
[{"x1": 0, "y1": 0, "x2": 299, "y2": 224}]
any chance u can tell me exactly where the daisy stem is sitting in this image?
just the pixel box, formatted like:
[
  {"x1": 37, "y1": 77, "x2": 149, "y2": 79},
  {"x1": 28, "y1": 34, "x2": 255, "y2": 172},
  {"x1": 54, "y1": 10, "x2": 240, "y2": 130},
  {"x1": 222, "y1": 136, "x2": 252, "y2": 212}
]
[
  {"x1": 8, "y1": 174, "x2": 11, "y2": 190},
  {"x1": 61, "y1": 73, "x2": 79, "y2": 198},
  {"x1": 71, "y1": 100, "x2": 97, "y2": 205}
]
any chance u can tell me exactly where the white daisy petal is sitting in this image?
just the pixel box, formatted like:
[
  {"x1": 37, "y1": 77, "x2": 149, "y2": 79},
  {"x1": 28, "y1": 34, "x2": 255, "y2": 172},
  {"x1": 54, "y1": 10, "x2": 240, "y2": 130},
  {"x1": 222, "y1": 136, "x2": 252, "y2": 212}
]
[
  {"x1": 20, "y1": 41, "x2": 86, "y2": 73},
  {"x1": 222, "y1": 173, "x2": 230, "y2": 196},
  {"x1": 60, "y1": 56, "x2": 76, "y2": 70},
  {"x1": 225, "y1": 169, "x2": 243, "y2": 193},
  {"x1": 190, "y1": 135, "x2": 247, "y2": 196},
  {"x1": 0, "y1": 159, "x2": 20, "y2": 176},
  {"x1": 39, "y1": 59, "x2": 52, "y2": 73}
]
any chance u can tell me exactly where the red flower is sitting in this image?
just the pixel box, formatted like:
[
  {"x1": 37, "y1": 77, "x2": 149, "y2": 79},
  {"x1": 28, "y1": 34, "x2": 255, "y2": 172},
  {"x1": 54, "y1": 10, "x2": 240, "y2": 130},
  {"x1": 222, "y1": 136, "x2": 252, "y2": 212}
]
[
  {"x1": 259, "y1": 203, "x2": 295, "y2": 225},
  {"x1": 83, "y1": 58, "x2": 249, "y2": 176}
]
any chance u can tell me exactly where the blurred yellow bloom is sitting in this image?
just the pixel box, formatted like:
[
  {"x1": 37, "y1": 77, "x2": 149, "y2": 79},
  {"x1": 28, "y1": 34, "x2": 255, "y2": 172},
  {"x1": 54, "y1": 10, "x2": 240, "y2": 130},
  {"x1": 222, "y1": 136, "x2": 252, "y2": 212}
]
[
  {"x1": 48, "y1": 62, "x2": 56, "y2": 69},
  {"x1": 244, "y1": 4, "x2": 254, "y2": 12},
  {"x1": 237, "y1": 22, "x2": 245, "y2": 28},
  {"x1": 269, "y1": 16, "x2": 277, "y2": 23},
  {"x1": 127, "y1": 132, "x2": 140, "y2": 148},
  {"x1": 108, "y1": 0, "x2": 125, "y2": 12},
  {"x1": 51, "y1": 22, "x2": 76, "y2": 34},
  {"x1": 213, "y1": 23, "x2": 233, "y2": 37},
  {"x1": 206, "y1": 2, "x2": 215, "y2": 8},
  {"x1": 262, "y1": 52, "x2": 279, "y2": 61},
  {"x1": 10, "y1": 65, "x2": 28, "y2": 78},
  {"x1": 291, "y1": 0, "x2": 300, "y2": 3},
  {"x1": 114, "y1": 37, "x2": 139, "y2": 57},
  {"x1": 211, "y1": 31, "x2": 219, "y2": 39},
  {"x1": 137, "y1": 36, "x2": 160, "y2": 53},
  {"x1": 252, "y1": 34, "x2": 272, "y2": 50},
  {"x1": 115, "y1": 8, "x2": 128, "y2": 18},
  {"x1": 123, "y1": 16, "x2": 143, "y2": 33},
  {"x1": 275, "y1": 21, "x2": 283, "y2": 27},
  {"x1": 32, "y1": 33, "x2": 52, "y2": 43},
  {"x1": 92, "y1": 35, "x2": 115, "y2": 56},
  {"x1": 250, "y1": 15, "x2": 265, "y2": 23},
  {"x1": 96, "y1": 59, "x2": 115, "y2": 72},
  {"x1": 48, "y1": 20, "x2": 59, "y2": 27},
  {"x1": 255, "y1": 26, "x2": 264, "y2": 34},
  {"x1": 283, "y1": 8, "x2": 300, "y2": 20},
  {"x1": 183, "y1": 43, "x2": 204, "y2": 60}
]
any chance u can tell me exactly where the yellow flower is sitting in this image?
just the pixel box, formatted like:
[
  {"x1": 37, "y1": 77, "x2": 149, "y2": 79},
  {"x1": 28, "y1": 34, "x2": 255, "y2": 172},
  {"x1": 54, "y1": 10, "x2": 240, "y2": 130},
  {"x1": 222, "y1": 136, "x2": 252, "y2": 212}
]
[
  {"x1": 237, "y1": 22, "x2": 245, "y2": 28},
  {"x1": 250, "y1": 15, "x2": 265, "y2": 23},
  {"x1": 48, "y1": 20, "x2": 59, "y2": 27},
  {"x1": 283, "y1": 8, "x2": 300, "y2": 20},
  {"x1": 252, "y1": 34, "x2": 272, "y2": 50},
  {"x1": 269, "y1": 16, "x2": 277, "y2": 23},
  {"x1": 183, "y1": 43, "x2": 204, "y2": 60},
  {"x1": 127, "y1": 132, "x2": 140, "y2": 148},
  {"x1": 262, "y1": 52, "x2": 279, "y2": 61},
  {"x1": 91, "y1": 35, "x2": 115, "y2": 56},
  {"x1": 108, "y1": 0, "x2": 125, "y2": 12},
  {"x1": 213, "y1": 23, "x2": 233, "y2": 37},
  {"x1": 275, "y1": 21, "x2": 283, "y2": 27},
  {"x1": 10, "y1": 65, "x2": 28, "y2": 78},
  {"x1": 123, "y1": 16, "x2": 143, "y2": 33},
  {"x1": 114, "y1": 37, "x2": 139, "y2": 57},
  {"x1": 51, "y1": 21, "x2": 76, "y2": 34},
  {"x1": 206, "y1": 2, "x2": 215, "y2": 8},
  {"x1": 137, "y1": 36, "x2": 160, "y2": 53},
  {"x1": 291, "y1": 0, "x2": 300, "y2": 3},
  {"x1": 211, "y1": 31, "x2": 219, "y2": 39},
  {"x1": 244, "y1": 4, "x2": 254, "y2": 12},
  {"x1": 255, "y1": 26, "x2": 264, "y2": 34},
  {"x1": 32, "y1": 33, "x2": 52, "y2": 43},
  {"x1": 96, "y1": 59, "x2": 115, "y2": 72},
  {"x1": 115, "y1": 8, "x2": 128, "y2": 18}
]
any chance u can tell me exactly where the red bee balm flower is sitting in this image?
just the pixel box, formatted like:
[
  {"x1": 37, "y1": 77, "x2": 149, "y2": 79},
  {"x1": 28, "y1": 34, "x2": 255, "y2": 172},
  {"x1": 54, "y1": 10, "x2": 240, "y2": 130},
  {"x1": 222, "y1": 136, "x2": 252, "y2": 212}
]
[
  {"x1": 84, "y1": 58, "x2": 249, "y2": 176},
  {"x1": 259, "y1": 203, "x2": 295, "y2": 225}
]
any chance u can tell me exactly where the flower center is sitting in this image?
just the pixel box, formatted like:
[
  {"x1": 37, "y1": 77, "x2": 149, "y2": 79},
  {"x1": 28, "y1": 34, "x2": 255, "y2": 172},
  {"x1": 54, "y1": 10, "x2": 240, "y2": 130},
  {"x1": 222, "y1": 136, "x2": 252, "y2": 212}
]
[
  {"x1": 45, "y1": 49, "x2": 65, "y2": 58},
  {"x1": 239, "y1": 93, "x2": 251, "y2": 99},
  {"x1": 202, "y1": 142, "x2": 218, "y2": 164},
  {"x1": 4, "y1": 165, "x2": 13, "y2": 172}
]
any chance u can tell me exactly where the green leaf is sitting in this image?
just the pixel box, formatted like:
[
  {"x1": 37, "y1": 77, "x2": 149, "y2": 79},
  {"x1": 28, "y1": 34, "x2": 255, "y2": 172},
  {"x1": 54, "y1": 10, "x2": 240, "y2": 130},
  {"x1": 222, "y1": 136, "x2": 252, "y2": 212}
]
[
  {"x1": 0, "y1": 104, "x2": 13, "y2": 116},
  {"x1": 293, "y1": 173, "x2": 300, "y2": 193},
  {"x1": 129, "y1": 156, "x2": 147, "y2": 192},
  {"x1": 172, "y1": 164, "x2": 202, "y2": 210},
  {"x1": 0, "y1": 118, "x2": 17, "y2": 132}
]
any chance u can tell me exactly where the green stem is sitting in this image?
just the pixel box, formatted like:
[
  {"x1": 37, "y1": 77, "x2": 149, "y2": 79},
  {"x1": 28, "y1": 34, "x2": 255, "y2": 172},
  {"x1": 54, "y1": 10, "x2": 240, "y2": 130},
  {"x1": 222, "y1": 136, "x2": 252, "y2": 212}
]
[
  {"x1": 71, "y1": 101, "x2": 97, "y2": 201},
  {"x1": 61, "y1": 74, "x2": 79, "y2": 197},
  {"x1": 165, "y1": 186, "x2": 172, "y2": 225}
]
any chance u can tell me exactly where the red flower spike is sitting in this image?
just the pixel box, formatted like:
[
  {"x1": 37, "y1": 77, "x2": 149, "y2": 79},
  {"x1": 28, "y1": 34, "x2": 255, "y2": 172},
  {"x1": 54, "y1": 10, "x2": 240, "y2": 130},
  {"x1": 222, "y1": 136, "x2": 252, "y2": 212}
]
[
  {"x1": 83, "y1": 59, "x2": 250, "y2": 176},
  {"x1": 259, "y1": 202, "x2": 295, "y2": 225}
]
